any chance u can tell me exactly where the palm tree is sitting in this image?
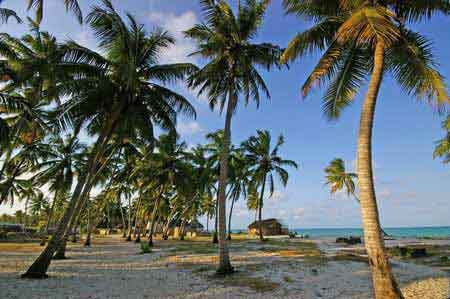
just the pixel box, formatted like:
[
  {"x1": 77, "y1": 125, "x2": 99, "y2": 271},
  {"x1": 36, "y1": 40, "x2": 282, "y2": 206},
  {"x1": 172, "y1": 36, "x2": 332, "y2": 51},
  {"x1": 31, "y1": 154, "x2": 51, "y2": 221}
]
[
  {"x1": 27, "y1": 0, "x2": 82, "y2": 24},
  {"x1": 0, "y1": 0, "x2": 21, "y2": 24},
  {"x1": 434, "y1": 115, "x2": 450, "y2": 163},
  {"x1": 325, "y1": 158, "x2": 357, "y2": 200},
  {"x1": 282, "y1": 1, "x2": 449, "y2": 297},
  {"x1": 33, "y1": 133, "x2": 86, "y2": 245},
  {"x1": 325, "y1": 158, "x2": 390, "y2": 237},
  {"x1": 185, "y1": 0, "x2": 282, "y2": 272},
  {"x1": 242, "y1": 130, "x2": 297, "y2": 241},
  {"x1": 227, "y1": 149, "x2": 249, "y2": 240},
  {"x1": 22, "y1": 0, "x2": 196, "y2": 279}
]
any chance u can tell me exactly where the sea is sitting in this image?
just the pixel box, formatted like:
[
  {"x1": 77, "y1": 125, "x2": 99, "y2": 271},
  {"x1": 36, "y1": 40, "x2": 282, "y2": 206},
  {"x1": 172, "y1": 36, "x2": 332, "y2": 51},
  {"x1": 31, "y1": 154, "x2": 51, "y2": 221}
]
[
  {"x1": 231, "y1": 226, "x2": 450, "y2": 238},
  {"x1": 291, "y1": 226, "x2": 450, "y2": 239}
]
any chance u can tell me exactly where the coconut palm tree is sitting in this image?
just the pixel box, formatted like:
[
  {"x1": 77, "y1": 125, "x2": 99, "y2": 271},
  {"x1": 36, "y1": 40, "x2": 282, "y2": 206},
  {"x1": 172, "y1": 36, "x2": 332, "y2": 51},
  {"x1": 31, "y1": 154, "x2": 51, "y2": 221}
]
[
  {"x1": 21, "y1": 0, "x2": 196, "y2": 279},
  {"x1": 0, "y1": 0, "x2": 21, "y2": 24},
  {"x1": 242, "y1": 130, "x2": 297, "y2": 241},
  {"x1": 434, "y1": 115, "x2": 450, "y2": 163},
  {"x1": 227, "y1": 149, "x2": 250, "y2": 240},
  {"x1": 186, "y1": 0, "x2": 282, "y2": 272},
  {"x1": 282, "y1": 1, "x2": 449, "y2": 297},
  {"x1": 325, "y1": 158, "x2": 390, "y2": 237},
  {"x1": 325, "y1": 158, "x2": 357, "y2": 200},
  {"x1": 27, "y1": 0, "x2": 82, "y2": 24},
  {"x1": 32, "y1": 133, "x2": 86, "y2": 245}
]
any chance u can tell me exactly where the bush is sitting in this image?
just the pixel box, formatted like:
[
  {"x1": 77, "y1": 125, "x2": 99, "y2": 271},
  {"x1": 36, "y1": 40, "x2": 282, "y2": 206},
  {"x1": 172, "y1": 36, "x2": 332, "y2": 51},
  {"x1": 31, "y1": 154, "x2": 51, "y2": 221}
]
[
  {"x1": 391, "y1": 246, "x2": 428, "y2": 258},
  {"x1": 140, "y1": 243, "x2": 152, "y2": 254},
  {"x1": 439, "y1": 256, "x2": 448, "y2": 263},
  {"x1": 336, "y1": 236, "x2": 361, "y2": 245},
  {"x1": 0, "y1": 230, "x2": 7, "y2": 240},
  {"x1": 288, "y1": 232, "x2": 297, "y2": 239}
]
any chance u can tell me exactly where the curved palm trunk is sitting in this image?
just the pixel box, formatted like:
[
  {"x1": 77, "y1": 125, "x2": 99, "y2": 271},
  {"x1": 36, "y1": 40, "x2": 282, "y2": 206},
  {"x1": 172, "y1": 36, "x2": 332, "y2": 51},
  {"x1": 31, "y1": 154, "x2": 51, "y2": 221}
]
[
  {"x1": 22, "y1": 112, "x2": 120, "y2": 278},
  {"x1": 227, "y1": 198, "x2": 236, "y2": 240},
  {"x1": 212, "y1": 197, "x2": 218, "y2": 243},
  {"x1": 118, "y1": 197, "x2": 126, "y2": 238},
  {"x1": 148, "y1": 192, "x2": 162, "y2": 247},
  {"x1": 179, "y1": 218, "x2": 187, "y2": 240},
  {"x1": 258, "y1": 174, "x2": 267, "y2": 241},
  {"x1": 126, "y1": 195, "x2": 133, "y2": 241},
  {"x1": 357, "y1": 41, "x2": 403, "y2": 299},
  {"x1": 216, "y1": 89, "x2": 235, "y2": 274},
  {"x1": 40, "y1": 189, "x2": 59, "y2": 246},
  {"x1": 84, "y1": 208, "x2": 92, "y2": 247},
  {"x1": 162, "y1": 208, "x2": 176, "y2": 240}
]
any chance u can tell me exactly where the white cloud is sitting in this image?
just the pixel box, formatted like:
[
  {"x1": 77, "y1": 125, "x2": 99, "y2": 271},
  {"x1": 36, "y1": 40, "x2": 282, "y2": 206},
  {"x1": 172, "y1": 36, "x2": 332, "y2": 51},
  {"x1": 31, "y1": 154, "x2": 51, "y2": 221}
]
[
  {"x1": 177, "y1": 121, "x2": 203, "y2": 135},
  {"x1": 148, "y1": 11, "x2": 198, "y2": 64}
]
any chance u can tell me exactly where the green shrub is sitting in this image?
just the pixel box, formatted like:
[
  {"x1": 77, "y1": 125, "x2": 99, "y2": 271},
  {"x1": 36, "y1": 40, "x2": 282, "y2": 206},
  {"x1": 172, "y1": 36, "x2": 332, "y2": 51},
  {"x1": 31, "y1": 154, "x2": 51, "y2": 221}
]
[{"x1": 140, "y1": 243, "x2": 152, "y2": 254}]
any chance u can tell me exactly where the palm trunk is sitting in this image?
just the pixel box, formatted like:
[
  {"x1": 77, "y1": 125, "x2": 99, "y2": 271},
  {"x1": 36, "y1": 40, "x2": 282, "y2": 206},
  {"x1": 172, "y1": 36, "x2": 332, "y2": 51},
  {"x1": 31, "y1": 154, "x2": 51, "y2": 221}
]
[
  {"x1": 126, "y1": 195, "x2": 133, "y2": 241},
  {"x1": 162, "y1": 208, "x2": 176, "y2": 240},
  {"x1": 216, "y1": 86, "x2": 235, "y2": 274},
  {"x1": 258, "y1": 174, "x2": 267, "y2": 241},
  {"x1": 179, "y1": 218, "x2": 187, "y2": 240},
  {"x1": 84, "y1": 208, "x2": 91, "y2": 247},
  {"x1": 41, "y1": 189, "x2": 59, "y2": 246},
  {"x1": 118, "y1": 197, "x2": 126, "y2": 237},
  {"x1": 212, "y1": 197, "x2": 218, "y2": 244},
  {"x1": 357, "y1": 40, "x2": 403, "y2": 299},
  {"x1": 227, "y1": 198, "x2": 236, "y2": 240},
  {"x1": 148, "y1": 190, "x2": 163, "y2": 247},
  {"x1": 206, "y1": 214, "x2": 209, "y2": 232},
  {"x1": 21, "y1": 110, "x2": 121, "y2": 279}
]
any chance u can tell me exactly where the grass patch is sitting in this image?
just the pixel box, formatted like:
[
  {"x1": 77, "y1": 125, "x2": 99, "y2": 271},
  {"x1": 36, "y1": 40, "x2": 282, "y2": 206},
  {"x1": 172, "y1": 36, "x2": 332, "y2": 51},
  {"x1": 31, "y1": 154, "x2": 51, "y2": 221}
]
[
  {"x1": 167, "y1": 242, "x2": 218, "y2": 255},
  {"x1": 283, "y1": 275, "x2": 294, "y2": 283},
  {"x1": 221, "y1": 274, "x2": 280, "y2": 293},
  {"x1": 331, "y1": 254, "x2": 369, "y2": 264},
  {"x1": 140, "y1": 243, "x2": 152, "y2": 254}
]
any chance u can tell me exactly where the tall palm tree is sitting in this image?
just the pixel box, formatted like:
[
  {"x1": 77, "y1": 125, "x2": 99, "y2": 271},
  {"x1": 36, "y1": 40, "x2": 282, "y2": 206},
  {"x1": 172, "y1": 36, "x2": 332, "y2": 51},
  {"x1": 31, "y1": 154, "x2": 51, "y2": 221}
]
[
  {"x1": 22, "y1": 0, "x2": 196, "y2": 279},
  {"x1": 185, "y1": 0, "x2": 282, "y2": 273},
  {"x1": 282, "y1": 1, "x2": 449, "y2": 297},
  {"x1": 242, "y1": 130, "x2": 297, "y2": 241},
  {"x1": 434, "y1": 114, "x2": 450, "y2": 163},
  {"x1": 27, "y1": 0, "x2": 82, "y2": 24}
]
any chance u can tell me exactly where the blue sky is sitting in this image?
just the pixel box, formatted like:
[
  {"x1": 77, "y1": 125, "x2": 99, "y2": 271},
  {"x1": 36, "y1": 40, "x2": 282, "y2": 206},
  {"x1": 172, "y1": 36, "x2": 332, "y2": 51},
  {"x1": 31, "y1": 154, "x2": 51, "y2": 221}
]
[{"x1": 1, "y1": 0, "x2": 450, "y2": 229}]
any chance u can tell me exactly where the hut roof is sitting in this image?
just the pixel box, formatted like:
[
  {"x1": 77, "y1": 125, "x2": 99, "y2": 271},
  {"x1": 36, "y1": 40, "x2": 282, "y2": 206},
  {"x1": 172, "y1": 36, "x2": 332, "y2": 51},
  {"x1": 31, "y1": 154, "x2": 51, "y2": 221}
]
[{"x1": 248, "y1": 218, "x2": 281, "y2": 229}]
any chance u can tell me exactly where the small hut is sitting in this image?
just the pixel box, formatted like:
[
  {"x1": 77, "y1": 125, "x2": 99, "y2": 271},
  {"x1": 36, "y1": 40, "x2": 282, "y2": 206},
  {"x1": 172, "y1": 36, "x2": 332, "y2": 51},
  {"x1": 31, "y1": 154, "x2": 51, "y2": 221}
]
[
  {"x1": 169, "y1": 219, "x2": 205, "y2": 238},
  {"x1": 248, "y1": 218, "x2": 288, "y2": 236}
]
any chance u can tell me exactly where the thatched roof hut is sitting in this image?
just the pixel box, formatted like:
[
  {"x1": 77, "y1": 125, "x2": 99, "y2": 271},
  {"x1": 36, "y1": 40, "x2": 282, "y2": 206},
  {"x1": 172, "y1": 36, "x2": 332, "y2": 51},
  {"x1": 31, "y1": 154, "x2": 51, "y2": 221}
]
[{"x1": 248, "y1": 218, "x2": 288, "y2": 236}]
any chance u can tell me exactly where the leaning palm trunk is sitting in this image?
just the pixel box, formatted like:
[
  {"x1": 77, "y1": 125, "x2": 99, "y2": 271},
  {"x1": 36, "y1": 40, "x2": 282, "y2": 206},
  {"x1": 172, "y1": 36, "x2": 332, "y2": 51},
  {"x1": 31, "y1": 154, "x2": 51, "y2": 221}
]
[
  {"x1": 40, "y1": 189, "x2": 59, "y2": 246},
  {"x1": 258, "y1": 174, "x2": 267, "y2": 241},
  {"x1": 179, "y1": 218, "x2": 187, "y2": 240},
  {"x1": 126, "y1": 195, "x2": 133, "y2": 241},
  {"x1": 227, "y1": 197, "x2": 236, "y2": 240},
  {"x1": 118, "y1": 197, "x2": 126, "y2": 237},
  {"x1": 212, "y1": 197, "x2": 218, "y2": 243},
  {"x1": 357, "y1": 40, "x2": 403, "y2": 299},
  {"x1": 216, "y1": 89, "x2": 235, "y2": 274},
  {"x1": 22, "y1": 113, "x2": 120, "y2": 278},
  {"x1": 148, "y1": 192, "x2": 162, "y2": 247}
]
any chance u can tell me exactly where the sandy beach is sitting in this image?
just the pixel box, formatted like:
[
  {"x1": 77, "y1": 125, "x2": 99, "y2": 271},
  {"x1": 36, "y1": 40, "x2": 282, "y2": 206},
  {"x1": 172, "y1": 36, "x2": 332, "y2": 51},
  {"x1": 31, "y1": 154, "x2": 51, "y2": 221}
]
[{"x1": 0, "y1": 235, "x2": 448, "y2": 299}]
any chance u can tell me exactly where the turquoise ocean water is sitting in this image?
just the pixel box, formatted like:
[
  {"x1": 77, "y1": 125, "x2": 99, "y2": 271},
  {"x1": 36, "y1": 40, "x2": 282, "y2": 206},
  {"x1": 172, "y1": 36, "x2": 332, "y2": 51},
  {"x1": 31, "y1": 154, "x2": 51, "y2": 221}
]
[{"x1": 290, "y1": 226, "x2": 450, "y2": 238}]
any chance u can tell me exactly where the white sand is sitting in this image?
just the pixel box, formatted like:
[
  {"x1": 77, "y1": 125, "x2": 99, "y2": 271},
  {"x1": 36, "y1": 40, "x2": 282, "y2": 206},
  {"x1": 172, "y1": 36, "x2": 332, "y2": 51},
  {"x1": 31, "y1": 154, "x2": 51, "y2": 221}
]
[{"x1": 0, "y1": 236, "x2": 448, "y2": 299}]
